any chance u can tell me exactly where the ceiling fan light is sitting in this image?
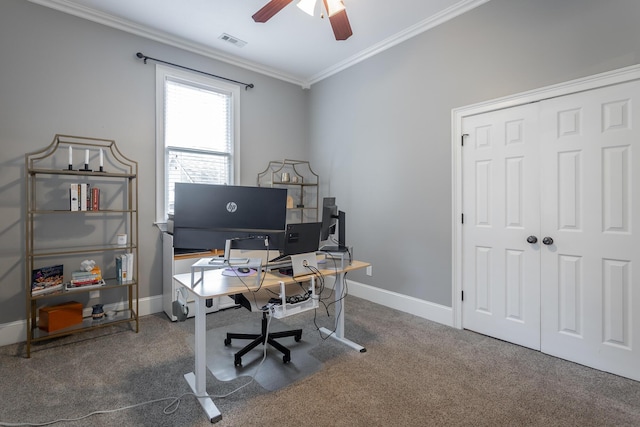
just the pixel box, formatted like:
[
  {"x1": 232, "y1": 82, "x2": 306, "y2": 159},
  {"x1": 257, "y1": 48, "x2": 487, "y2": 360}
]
[
  {"x1": 324, "y1": 0, "x2": 345, "y2": 17},
  {"x1": 297, "y1": 0, "x2": 317, "y2": 16}
]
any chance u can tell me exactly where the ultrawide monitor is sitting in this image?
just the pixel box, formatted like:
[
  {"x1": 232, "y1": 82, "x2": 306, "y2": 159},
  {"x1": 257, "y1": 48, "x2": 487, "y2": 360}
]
[{"x1": 172, "y1": 183, "x2": 287, "y2": 251}]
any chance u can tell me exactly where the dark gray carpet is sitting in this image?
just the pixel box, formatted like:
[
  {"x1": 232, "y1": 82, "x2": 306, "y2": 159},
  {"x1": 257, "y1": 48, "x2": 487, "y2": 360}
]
[{"x1": 1, "y1": 294, "x2": 640, "y2": 426}]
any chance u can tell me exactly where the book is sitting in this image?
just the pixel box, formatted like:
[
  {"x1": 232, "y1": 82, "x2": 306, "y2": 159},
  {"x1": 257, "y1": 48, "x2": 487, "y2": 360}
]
[
  {"x1": 32, "y1": 265, "x2": 64, "y2": 296},
  {"x1": 65, "y1": 280, "x2": 105, "y2": 291},
  {"x1": 69, "y1": 183, "x2": 99, "y2": 211},
  {"x1": 116, "y1": 253, "x2": 134, "y2": 283},
  {"x1": 80, "y1": 183, "x2": 88, "y2": 211},
  {"x1": 126, "y1": 252, "x2": 134, "y2": 282},
  {"x1": 121, "y1": 253, "x2": 129, "y2": 282},
  {"x1": 70, "y1": 266, "x2": 102, "y2": 286},
  {"x1": 115, "y1": 254, "x2": 122, "y2": 283},
  {"x1": 70, "y1": 183, "x2": 78, "y2": 211},
  {"x1": 116, "y1": 254, "x2": 127, "y2": 283},
  {"x1": 91, "y1": 187, "x2": 100, "y2": 211}
]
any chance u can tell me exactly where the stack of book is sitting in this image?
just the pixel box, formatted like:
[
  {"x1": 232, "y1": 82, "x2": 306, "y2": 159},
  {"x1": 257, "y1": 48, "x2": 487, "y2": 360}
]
[
  {"x1": 66, "y1": 266, "x2": 104, "y2": 290},
  {"x1": 115, "y1": 253, "x2": 134, "y2": 283},
  {"x1": 70, "y1": 183, "x2": 100, "y2": 211}
]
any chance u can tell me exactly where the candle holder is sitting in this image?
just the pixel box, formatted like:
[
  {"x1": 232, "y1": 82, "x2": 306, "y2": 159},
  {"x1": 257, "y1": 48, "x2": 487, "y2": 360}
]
[
  {"x1": 66, "y1": 146, "x2": 74, "y2": 170},
  {"x1": 97, "y1": 149, "x2": 105, "y2": 172},
  {"x1": 80, "y1": 149, "x2": 92, "y2": 172}
]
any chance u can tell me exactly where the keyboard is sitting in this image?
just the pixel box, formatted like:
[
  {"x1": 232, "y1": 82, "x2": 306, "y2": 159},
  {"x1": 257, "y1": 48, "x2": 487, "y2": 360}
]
[
  {"x1": 269, "y1": 254, "x2": 290, "y2": 263},
  {"x1": 208, "y1": 257, "x2": 249, "y2": 265}
]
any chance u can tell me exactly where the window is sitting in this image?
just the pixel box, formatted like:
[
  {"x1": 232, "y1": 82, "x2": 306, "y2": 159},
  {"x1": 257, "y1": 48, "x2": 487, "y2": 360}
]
[{"x1": 155, "y1": 65, "x2": 240, "y2": 223}]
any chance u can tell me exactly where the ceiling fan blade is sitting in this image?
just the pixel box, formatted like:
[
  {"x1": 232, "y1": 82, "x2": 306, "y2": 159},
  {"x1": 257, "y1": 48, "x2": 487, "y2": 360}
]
[
  {"x1": 252, "y1": 0, "x2": 294, "y2": 23},
  {"x1": 323, "y1": 3, "x2": 352, "y2": 40},
  {"x1": 328, "y1": 9, "x2": 352, "y2": 40}
]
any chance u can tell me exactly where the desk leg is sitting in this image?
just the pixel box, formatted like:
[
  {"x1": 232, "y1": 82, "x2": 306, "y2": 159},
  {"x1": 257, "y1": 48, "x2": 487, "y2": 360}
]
[
  {"x1": 185, "y1": 296, "x2": 222, "y2": 423},
  {"x1": 319, "y1": 272, "x2": 366, "y2": 353}
]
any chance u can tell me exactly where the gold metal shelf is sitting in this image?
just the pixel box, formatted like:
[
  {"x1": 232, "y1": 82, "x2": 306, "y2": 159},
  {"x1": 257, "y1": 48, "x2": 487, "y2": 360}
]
[
  {"x1": 257, "y1": 159, "x2": 319, "y2": 224},
  {"x1": 25, "y1": 134, "x2": 139, "y2": 357},
  {"x1": 29, "y1": 209, "x2": 137, "y2": 214},
  {"x1": 30, "y1": 280, "x2": 137, "y2": 301},
  {"x1": 30, "y1": 309, "x2": 137, "y2": 342},
  {"x1": 29, "y1": 244, "x2": 138, "y2": 258},
  {"x1": 29, "y1": 168, "x2": 136, "y2": 179}
]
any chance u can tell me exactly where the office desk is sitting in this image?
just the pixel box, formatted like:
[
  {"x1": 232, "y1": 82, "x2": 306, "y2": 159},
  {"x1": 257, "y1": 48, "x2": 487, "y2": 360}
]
[{"x1": 173, "y1": 258, "x2": 370, "y2": 423}]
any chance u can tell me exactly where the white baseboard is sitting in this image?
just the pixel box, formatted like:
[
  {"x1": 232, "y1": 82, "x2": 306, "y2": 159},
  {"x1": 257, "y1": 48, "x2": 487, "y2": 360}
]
[
  {"x1": 0, "y1": 295, "x2": 164, "y2": 348},
  {"x1": 333, "y1": 279, "x2": 454, "y2": 327},
  {"x1": 1, "y1": 286, "x2": 453, "y2": 348}
]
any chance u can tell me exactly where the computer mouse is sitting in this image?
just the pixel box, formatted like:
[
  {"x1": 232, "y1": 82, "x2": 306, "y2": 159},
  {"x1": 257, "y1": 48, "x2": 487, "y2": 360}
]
[{"x1": 237, "y1": 267, "x2": 251, "y2": 274}]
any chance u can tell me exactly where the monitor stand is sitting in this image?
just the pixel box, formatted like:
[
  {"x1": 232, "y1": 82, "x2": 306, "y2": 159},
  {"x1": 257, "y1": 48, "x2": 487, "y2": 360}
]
[{"x1": 321, "y1": 210, "x2": 348, "y2": 253}]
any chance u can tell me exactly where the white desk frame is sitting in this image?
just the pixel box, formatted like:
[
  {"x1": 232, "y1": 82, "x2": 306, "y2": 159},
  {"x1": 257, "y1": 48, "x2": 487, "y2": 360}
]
[
  {"x1": 174, "y1": 258, "x2": 370, "y2": 423},
  {"x1": 318, "y1": 252, "x2": 366, "y2": 352}
]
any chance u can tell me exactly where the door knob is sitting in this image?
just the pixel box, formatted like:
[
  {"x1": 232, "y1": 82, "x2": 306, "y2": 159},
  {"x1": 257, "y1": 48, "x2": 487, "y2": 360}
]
[
  {"x1": 526, "y1": 236, "x2": 538, "y2": 244},
  {"x1": 542, "y1": 237, "x2": 554, "y2": 245}
]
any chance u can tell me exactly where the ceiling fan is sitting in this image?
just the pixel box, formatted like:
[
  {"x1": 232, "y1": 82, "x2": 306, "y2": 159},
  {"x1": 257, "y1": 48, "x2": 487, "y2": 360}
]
[{"x1": 252, "y1": 0, "x2": 353, "y2": 41}]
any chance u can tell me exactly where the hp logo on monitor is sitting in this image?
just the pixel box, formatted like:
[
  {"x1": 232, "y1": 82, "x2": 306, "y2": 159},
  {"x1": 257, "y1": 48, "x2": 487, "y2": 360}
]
[{"x1": 226, "y1": 201, "x2": 238, "y2": 213}]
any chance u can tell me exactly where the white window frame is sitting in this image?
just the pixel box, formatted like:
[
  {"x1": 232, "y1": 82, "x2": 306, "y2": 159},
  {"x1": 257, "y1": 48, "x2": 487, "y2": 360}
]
[{"x1": 155, "y1": 64, "x2": 241, "y2": 224}]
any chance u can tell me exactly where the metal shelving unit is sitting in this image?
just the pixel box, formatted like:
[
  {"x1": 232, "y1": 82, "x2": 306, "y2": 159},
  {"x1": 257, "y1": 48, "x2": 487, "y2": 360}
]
[
  {"x1": 25, "y1": 134, "x2": 139, "y2": 357},
  {"x1": 257, "y1": 159, "x2": 319, "y2": 223}
]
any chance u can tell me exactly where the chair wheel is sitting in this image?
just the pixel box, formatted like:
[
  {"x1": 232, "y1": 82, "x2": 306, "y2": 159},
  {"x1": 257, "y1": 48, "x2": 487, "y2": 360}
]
[
  {"x1": 224, "y1": 338, "x2": 231, "y2": 346},
  {"x1": 283, "y1": 355, "x2": 291, "y2": 364},
  {"x1": 295, "y1": 334, "x2": 302, "y2": 342},
  {"x1": 234, "y1": 358, "x2": 242, "y2": 367}
]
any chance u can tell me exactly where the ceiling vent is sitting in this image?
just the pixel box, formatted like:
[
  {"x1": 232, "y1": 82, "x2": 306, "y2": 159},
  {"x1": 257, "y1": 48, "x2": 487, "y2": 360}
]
[{"x1": 218, "y1": 33, "x2": 247, "y2": 48}]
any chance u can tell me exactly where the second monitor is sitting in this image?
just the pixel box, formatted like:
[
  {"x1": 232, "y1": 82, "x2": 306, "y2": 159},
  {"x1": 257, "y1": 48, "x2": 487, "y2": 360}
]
[
  {"x1": 283, "y1": 222, "x2": 322, "y2": 256},
  {"x1": 320, "y1": 197, "x2": 348, "y2": 252},
  {"x1": 269, "y1": 222, "x2": 322, "y2": 263}
]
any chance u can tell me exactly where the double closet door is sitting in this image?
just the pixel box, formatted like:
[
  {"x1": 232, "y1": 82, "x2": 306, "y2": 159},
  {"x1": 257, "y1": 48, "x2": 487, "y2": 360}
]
[{"x1": 461, "y1": 80, "x2": 640, "y2": 380}]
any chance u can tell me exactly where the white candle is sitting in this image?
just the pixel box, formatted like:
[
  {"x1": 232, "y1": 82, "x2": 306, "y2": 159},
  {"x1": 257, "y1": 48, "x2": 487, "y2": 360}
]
[
  {"x1": 85, "y1": 149, "x2": 89, "y2": 165},
  {"x1": 68, "y1": 146, "x2": 72, "y2": 165},
  {"x1": 99, "y1": 149, "x2": 104, "y2": 167}
]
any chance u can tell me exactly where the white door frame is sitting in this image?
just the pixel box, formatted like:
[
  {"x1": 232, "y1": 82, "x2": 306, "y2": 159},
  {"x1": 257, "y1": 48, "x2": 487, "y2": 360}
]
[{"x1": 451, "y1": 64, "x2": 640, "y2": 329}]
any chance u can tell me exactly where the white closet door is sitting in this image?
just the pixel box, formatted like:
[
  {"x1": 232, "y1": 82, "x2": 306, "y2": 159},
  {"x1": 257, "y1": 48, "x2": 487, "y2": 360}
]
[
  {"x1": 539, "y1": 80, "x2": 640, "y2": 380},
  {"x1": 461, "y1": 104, "x2": 541, "y2": 350}
]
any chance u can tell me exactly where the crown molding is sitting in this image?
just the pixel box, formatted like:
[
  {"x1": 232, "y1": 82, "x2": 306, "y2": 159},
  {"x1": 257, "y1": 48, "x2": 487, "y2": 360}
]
[
  {"x1": 28, "y1": 0, "x2": 489, "y2": 89},
  {"x1": 27, "y1": 0, "x2": 309, "y2": 87},
  {"x1": 308, "y1": 0, "x2": 490, "y2": 85}
]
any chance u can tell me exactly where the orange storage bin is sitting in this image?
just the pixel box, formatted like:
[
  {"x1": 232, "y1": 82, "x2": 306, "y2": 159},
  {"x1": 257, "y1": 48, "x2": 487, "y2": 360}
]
[{"x1": 38, "y1": 301, "x2": 83, "y2": 332}]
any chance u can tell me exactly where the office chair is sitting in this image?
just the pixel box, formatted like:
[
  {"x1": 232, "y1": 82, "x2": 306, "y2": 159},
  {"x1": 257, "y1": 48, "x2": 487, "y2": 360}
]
[{"x1": 224, "y1": 292, "x2": 302, "y2": 367}]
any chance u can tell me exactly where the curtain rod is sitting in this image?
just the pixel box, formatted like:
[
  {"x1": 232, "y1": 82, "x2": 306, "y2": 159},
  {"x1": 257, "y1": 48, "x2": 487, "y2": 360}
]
[{"x1": 135, "y1": 52, "x2": 254, "y2": 90}]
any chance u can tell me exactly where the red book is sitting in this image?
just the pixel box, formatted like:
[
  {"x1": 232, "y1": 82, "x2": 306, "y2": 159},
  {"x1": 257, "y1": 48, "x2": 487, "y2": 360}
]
[{"x1": 91, "y1": 187, "x2": 100, "y2": 211}]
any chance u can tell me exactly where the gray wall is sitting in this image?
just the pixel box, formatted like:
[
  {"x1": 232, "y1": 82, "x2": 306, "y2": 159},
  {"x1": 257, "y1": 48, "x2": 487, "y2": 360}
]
[
  {"x1": 2, "y1": 0, "x2": 640, "y2": 325},
  {"x1": 0, "y1": 0, "x2": 308, "y2": 323},
  {"x1": 308, "y1": 0, "x2": 640, "y2": 306}
]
